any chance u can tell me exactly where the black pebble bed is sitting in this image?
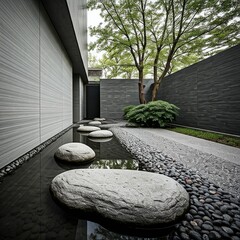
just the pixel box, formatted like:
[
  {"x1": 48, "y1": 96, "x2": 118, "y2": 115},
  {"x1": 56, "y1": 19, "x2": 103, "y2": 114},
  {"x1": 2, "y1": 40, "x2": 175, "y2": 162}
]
[{"x1": 112, "y1": 127, "x2": 240, "y2": 240}]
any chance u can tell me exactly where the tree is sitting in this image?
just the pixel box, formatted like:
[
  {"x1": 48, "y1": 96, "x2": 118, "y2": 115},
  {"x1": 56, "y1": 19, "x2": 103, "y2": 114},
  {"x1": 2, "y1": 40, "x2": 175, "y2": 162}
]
[
  {"x1": 88, "y1": 0, "x2": 149, "y2": 104},
  {"x1": 98, "y1": 51, "x2": 139, "y2": 79},
  {"x1": 88, "y1": 0, "x2": 240, "y2": 103},
  {"x1": 148, "y1": 0, "x2": 240, "y2": 100}
]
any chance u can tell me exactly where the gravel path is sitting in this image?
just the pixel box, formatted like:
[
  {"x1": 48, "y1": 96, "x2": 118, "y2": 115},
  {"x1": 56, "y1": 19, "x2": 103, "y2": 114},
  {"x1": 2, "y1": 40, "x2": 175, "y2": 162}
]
[
  {"x1": 111, "y1": 126, "x2": 240, "y2": 240},
  {"x1": 116, "y1": 127, "x2": 240, "y2": 199}
]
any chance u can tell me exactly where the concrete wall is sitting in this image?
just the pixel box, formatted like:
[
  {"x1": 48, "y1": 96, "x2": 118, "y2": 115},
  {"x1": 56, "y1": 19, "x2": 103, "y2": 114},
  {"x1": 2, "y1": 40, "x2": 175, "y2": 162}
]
[
  {"x1": 100, "y1": 46, "x2": 240, "y2": 135},
  {"x1": 100, "y1": 79, "x2": 153, "y2": 119},
  {"x1": 158, "y1": 45, "x2": 240, "y2": 135},
  {"x1": 66, "y1": 0, "x2": 88, "y2": 72},
  {"x1": 73, "y1": 74, "x2": 86, "y2": 122},
  {"x1": 0, "y1": 0, "x2": 86, "y2": 169}
]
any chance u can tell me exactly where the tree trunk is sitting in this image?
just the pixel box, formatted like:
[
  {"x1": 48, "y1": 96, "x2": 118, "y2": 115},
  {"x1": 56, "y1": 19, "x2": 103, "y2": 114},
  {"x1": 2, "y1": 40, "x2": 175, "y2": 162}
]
[
  {"x1": 138, "y1": 69, "x2": 146, "y2": 104},
  {"x1": 152, "y1": 47, "x2": 161, "y2": 101},
  {"x1": 152, "y1": 81, "x2": 160, "y2": 101}
]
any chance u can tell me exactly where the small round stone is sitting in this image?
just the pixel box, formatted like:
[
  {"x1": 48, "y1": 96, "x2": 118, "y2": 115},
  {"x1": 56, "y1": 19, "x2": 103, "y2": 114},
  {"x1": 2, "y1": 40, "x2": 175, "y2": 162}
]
[
  {"x1": 88, "y1": 121, "x2": 102, "y2": 126},
  {"x1": 222, "y1": 226, "x2": 234, "y2": 235},
  {"x1": 209, "y1": 231, "x2": 222, "y2": 239},
  {"x1": 88, "y1": 130, "x2": 113, "y2": 138},
  {"x1": 202, "y1": 223, "x2": 213, "y2": 231},
  {"x1": 54, "y1": 143, "x2": 95, "y2": 164},
  {"x1": 189, "y1": 230, "x2": 202, "y2": 240},
  {"x1": 94, "y1": 118, "x2": 106, "y2": 121}
]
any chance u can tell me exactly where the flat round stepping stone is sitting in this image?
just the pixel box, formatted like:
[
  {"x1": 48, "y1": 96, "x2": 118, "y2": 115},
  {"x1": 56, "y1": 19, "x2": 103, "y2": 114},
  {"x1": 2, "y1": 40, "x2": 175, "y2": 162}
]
[
  {"x1": 88, "y1": 130, "x2": 113, "y2": 138},
  {"x1": 88, "y1": 137, "x2": 113, "y2": 143},
  {"x1": 94, "y1": 118, "x2": 106, "y2": 121},
  {"x1": 54, "y1": 143, "x2": 95, "y2": 164},
  {"x1": 88, "y1": 121, "x2": 101, "y2": 126},
  {"x1": 51, "y1": 169, "x2": 189, "y2": 229},
  {"x1": 77, "y1": 126, "x2": 100, "y2": 132}
]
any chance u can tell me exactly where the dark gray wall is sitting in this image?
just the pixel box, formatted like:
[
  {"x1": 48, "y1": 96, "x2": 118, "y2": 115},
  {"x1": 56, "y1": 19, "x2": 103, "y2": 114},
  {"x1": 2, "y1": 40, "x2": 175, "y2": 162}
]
[
  {"x1": 158, "y1": 45, "x2": 240, "y2": 135},
  {"x1": 100, "y1": 45, "x2": 240, "y2": 135},
  {"x1": 100, "y1": 79, "x2": 153, "y2": 119}
]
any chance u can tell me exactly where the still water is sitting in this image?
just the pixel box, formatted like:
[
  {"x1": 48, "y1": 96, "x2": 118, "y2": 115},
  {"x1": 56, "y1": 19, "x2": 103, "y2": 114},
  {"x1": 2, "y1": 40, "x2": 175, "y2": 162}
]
[{"x1": 0, "y1": 127, "x2": 165, "y2": 240}]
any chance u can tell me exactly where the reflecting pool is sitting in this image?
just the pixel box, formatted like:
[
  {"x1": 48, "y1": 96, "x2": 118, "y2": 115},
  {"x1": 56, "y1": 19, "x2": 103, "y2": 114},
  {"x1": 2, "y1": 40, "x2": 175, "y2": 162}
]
[{"x1": 0, "y1": 127, "x2": 167, "y2": 240}]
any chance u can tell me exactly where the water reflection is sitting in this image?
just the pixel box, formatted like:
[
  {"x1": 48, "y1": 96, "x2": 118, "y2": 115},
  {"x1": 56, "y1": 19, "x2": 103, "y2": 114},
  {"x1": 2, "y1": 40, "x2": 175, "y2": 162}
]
[
  {"x1": 90, "y1": 159, "x2": 138, "y2": 169},
  {"x1": 86, "y1": 222, "x2": 168, "y2": 240},
  {"x1": 0, "y1": 127, "x2": 165, "y2": 240}
]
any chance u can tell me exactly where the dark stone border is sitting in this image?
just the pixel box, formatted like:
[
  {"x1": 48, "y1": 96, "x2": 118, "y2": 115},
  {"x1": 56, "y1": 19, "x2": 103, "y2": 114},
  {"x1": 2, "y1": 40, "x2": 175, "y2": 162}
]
[{"x1": 0, "y1": 124, "x2": 75, "y2": 181}]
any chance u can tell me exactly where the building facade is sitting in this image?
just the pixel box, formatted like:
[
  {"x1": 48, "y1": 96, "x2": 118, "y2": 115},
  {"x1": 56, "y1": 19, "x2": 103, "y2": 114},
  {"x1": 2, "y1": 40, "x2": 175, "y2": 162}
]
[{"x1": 0, "y1": 0, "x2": 88, "y2": 169}]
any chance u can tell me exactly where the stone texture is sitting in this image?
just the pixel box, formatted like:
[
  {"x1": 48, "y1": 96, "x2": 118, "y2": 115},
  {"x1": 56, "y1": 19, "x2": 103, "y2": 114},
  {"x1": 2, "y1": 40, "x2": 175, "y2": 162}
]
[
  {"x1": 88, "y1": 121, "x2": 101, "y2": 126},
  {"x1": 94, "y1": 118, "x2": 106, "y2": 121},
  {"x1": 88, "y1": 137, "x2": 113, "y2": 143},
  {"x1": 88, "y1": 130, "x2": 113, "y2": 138},
  {"x1": 54, "y1": 143, "x2": 95, "y2": 164},
  {"x1": 111, "y1": 127, "x2": 240, "y2": 240},
  {"x1": 77, "y1": 126, "x2": 100, "y2": 132},
  {"x1": 51, "y1": 169, "x2": 189, "y2": 227}
]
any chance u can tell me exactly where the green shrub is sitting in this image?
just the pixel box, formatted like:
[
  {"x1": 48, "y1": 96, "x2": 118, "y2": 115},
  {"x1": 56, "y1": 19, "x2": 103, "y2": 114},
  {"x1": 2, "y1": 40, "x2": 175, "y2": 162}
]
[
  {"x1": 125, "y1": 100, "x2": 179, "y2": 127},
  {"x1": 123, "y1": 105, "x2": 136, "y2": 119}
]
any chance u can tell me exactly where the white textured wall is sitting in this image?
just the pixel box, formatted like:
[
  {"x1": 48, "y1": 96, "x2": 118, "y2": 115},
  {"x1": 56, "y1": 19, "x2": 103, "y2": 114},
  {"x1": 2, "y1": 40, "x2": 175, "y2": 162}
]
[
  {"x1": 40, "y1": 5, "x2": 72, "y2": 142},
  {"x1": 0, "y1": 0, "x2": 73, "y2": 168}
]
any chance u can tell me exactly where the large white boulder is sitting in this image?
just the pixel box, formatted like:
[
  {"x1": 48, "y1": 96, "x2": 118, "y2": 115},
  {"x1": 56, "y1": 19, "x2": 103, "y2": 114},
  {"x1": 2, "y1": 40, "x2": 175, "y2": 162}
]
[
  {"x1": 51, "y1": 169, "x2": 189, "y2": 228},
  {"x1": 54, "y1": 143, "x2": 95, "y2": 164},
  {"x1": 77, "y1": 126, "x2": 101, "y2": 132},
  {"x1": 88, "y1": 121, "x2": 102, "y2": 126},
  {"x1": 88, "y1": 130, "x2": 113, "y2": 138}
]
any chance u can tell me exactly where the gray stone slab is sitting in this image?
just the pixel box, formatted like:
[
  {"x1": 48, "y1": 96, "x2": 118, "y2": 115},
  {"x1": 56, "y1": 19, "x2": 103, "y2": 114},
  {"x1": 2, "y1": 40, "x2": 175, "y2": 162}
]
[{"x1": 51, "y1": 169, "x2": 189, "y2": 227}]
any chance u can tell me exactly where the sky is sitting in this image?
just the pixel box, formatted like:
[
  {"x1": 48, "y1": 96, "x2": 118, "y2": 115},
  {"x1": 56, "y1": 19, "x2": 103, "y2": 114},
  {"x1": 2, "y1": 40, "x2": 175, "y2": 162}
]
[{"x1": 87, "y1": 9, "x2": 102, "y2": 44}]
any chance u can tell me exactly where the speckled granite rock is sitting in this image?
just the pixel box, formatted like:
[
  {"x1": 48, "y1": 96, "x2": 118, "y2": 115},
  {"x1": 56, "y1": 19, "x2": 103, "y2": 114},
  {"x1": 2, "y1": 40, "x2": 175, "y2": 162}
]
[
  {"x1": 51, "y1": 169, "x2": 189, "y2": 227},
  {"x1": 88, "y1": 130, "x2": 113, "y2": 138},
  {"x1": 54, "y1": 143, "x2": 95, "y2": 164}
]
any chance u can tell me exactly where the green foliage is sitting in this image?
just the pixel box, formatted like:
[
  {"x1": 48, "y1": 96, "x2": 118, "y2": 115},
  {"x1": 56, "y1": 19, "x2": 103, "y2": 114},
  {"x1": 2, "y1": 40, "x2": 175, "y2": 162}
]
[
  {"x1": 169, "y1": 127, "x2": 240, "y2": 148},
  {"x1": 88, "y1": 0, "x2": 240, "y2": 77},
  {"x1": 123, "y1": 105, "x2": 136, "y2": 118},
  {"x1": 125, "y1": 100, "x2": 179, "y2": 127}
]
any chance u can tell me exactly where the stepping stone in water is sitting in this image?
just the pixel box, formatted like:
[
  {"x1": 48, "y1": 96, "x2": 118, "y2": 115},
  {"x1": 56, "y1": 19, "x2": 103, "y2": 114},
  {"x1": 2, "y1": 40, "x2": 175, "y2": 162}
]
[
  {"x1": 54, "y1": 143, "x2": 95, "y2": 164},
  {"x1": 88, "y1": 130, "x2": 113, "y2": 138},
  {"x1": 88, "y1": 121, "x2": 102, "y2": 126},
  {"x1": 88, "y1": 137, "x2": 113, "y2": 143},
  {"x1": 77, "y1": 126, "x2": 101, "y2": 132},
  {"x1": 94, "y1": 118, "x2": 106, "y2": 121},
  {"x1": 51, "y1": 169, "x2": 189, "y2": 230}
]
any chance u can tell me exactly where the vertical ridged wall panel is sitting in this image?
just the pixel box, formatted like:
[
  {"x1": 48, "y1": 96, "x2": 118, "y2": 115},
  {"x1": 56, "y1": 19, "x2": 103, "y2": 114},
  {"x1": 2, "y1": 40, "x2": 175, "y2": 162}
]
[
  {"x1": 40, "y1": 6, "x2": 72, "y2": 143},
  {"x1": 62, "y1": 51, "x2": 72, "y2": 129},
  {"x1": 0, "y1": 1, "x2": 73, "y2": 168},
  {"x1": 0, "y1": 0, "x2": 40, "y2": 169}
]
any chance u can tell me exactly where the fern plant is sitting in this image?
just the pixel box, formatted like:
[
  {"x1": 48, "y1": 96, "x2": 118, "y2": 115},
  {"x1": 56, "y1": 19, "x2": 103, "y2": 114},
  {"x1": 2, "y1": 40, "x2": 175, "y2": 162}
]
[
  {"x1": 123, "y1": 105, "x2": 136, "y2": 119},
  {"x1": 124, "y1": 100, "x2": 179, "y2": 127}
]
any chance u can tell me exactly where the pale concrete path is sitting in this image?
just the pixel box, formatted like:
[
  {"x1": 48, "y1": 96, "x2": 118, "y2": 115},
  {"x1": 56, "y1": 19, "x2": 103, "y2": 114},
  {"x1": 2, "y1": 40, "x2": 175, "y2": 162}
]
[
  {"x1": 145, "y1": 128, "x2": 240, "y2": 165},
  {"x1": 120, "y1": 127, "x2": 240, "y2": 198}
]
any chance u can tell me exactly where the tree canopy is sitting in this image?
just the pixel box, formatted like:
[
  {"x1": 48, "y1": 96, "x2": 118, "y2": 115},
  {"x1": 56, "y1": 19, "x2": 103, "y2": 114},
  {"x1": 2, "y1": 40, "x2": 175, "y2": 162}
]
[{"x1": 88, "y1": 0, "x2": 240, "y2": 103}]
